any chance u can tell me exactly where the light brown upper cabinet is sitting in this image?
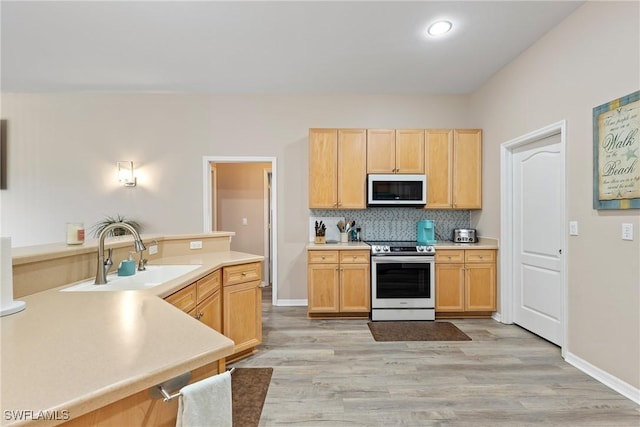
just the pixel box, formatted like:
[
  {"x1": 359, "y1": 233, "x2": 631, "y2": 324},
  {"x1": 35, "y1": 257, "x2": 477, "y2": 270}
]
[
  {"x1": 367, "y1": 129, "x2": 425, "y2": 174},
  {"x1": 309, "y1": 128, "x2": 367, "y2": 209},
  {"x1": 425, "y1": 129, "x2": 482, "y2": 209}
]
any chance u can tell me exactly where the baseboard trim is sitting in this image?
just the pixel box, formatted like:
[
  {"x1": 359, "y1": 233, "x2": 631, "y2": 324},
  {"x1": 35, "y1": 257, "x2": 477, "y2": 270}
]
[
  {"x1": 275, "y1": 299, "x2": 307, "y2": 307},
  {"x1": 564, "y1": 351, "x2": 640, "y2": 405}
]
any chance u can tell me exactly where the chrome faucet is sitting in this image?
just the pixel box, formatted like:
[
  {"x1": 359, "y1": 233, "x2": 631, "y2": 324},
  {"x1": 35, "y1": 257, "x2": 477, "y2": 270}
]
[{"x1": 95, "y1": 222, "x2": 146, "y2": 285}]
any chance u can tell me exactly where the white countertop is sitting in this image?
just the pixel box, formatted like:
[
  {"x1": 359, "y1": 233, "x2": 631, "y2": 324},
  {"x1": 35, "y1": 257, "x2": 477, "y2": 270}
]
[
  {"x1": 306, "y1": 241, "x2": 371, "y2": 250},
  {"x1": 306, "y1": 238, "x2": 498, "y2": 251},
  {"x1": 1, "y1": 250, "x2": 263, "y2": 427},
  {"x1": 433, "y1": 237, "x2": 498, "y2": 249}
]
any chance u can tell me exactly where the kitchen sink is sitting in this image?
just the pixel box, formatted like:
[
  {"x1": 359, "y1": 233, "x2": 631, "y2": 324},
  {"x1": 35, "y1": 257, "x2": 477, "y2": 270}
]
[{"x1": 61, "y1": 264, "x2": 202, "y2": 292}]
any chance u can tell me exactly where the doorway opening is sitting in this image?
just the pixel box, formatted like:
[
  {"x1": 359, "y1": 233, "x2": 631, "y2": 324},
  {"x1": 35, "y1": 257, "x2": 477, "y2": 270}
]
[
  {"x1": 500, "y1": 121, "x2": 567, "y2": 356},
  {"x1": 202, "y1": 156, "x2": 277, "y2": 306}
]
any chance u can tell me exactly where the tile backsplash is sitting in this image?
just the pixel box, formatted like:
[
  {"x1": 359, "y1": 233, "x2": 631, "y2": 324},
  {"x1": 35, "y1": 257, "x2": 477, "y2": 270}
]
[{"x1": 310, "y1": 208, "x2": 470, "y2": 242}]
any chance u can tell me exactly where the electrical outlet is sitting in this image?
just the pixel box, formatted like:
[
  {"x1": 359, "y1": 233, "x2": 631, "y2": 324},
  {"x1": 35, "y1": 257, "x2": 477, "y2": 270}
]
[
  {"x1": 569, "y1": 221, "x2": 578, "y2": 236},
  {"x1": 242, "y1": 218, "x2": 248, "y2": 226},
  {"x1": 622, "y1": 223, "x2": 633, "y2": 241},
  {"x1": 190, "y1": 241, "x2": 203, "y2": 250},
  {"x1": 148, "y1": 244, "x2": 158, "y2": 255}
]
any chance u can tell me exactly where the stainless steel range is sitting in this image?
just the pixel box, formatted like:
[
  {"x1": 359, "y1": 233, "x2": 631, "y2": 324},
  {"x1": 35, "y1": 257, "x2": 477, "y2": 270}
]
[{"x1": 368, "y1": 241, "x2": 436, "y2": 321}]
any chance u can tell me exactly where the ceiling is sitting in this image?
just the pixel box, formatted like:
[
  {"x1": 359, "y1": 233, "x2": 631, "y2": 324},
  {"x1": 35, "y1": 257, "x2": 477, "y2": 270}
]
[{"x1": 1, "y1": 1, "x2": 584, "y2": 94}]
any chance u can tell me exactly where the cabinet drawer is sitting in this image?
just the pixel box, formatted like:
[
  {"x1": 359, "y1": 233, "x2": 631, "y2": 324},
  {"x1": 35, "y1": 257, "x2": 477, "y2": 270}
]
[
  {"x1": 465, "y1": 250, "x2": 496, "y2": 263},
  {"x1": 307, "y1": 250, "x2": 339, "y2": 264},
  {"x1": 339, "y1": 250, "x2": 370, "y2": 264},
  {"x1": 223, "y1": 262, "x2": 262, "y2": 286},
  {"x1": 197, "y1": 270, "x2": 221, "y2": 303},
  {"x1": 165, "y1": 283, "x2": 197, "y2": 313},
  {"x1": 435, "y1": 250, "x2": 465, "y2": 263}
]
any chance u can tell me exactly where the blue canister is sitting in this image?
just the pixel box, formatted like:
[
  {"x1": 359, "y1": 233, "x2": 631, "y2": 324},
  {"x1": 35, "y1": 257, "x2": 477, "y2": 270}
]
[
  {"x1": 117, "y1": 259, "x2": 136, "y2": 276},
  {"x1": 417, "y1": 220, "x2": 436, "y2": 245}
]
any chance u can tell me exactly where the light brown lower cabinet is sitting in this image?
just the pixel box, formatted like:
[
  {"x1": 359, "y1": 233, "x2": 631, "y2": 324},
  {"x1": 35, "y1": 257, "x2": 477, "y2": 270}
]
[
  {"x1": 165, "y1": 262, "x2": 263, "y2": 362},
  {"x1": 307, "y1": 250, "x2": 370, "y2": 318},
  {"x1": 194, "y1": 269, "x2": 223, "y2": 332},
  {"x1": 223, "y1": 262, "x2": 262, "y2": 362},
  {"x1": 61, "y1": 360, "x2": 222, "y2": 427},
  {"x1": 196, "y1": 289, "x2": 222, "y2": 333},
  {"x1": 435, "y1": 249, "x2": 496, "y2": 317},
  {"x1": 164, "y1": 270, "x2": 222, "y2": 333}
]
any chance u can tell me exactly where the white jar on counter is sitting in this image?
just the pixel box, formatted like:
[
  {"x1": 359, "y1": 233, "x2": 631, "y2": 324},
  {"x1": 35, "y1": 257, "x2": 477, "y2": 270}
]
[{"x1": 66, "y1": 223, "x2": 85, "y2": 245}]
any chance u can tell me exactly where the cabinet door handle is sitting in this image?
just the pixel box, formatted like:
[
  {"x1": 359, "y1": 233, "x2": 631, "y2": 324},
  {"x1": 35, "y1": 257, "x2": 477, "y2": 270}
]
[{"x1": 195, "y1": 311, "x2": 204, "y2": 320}]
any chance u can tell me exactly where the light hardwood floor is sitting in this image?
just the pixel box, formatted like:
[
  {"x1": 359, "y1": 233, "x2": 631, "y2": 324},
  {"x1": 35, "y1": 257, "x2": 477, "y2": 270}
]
[{"x1": 231, "y1": 288, "x2": 640, "y2": 426}]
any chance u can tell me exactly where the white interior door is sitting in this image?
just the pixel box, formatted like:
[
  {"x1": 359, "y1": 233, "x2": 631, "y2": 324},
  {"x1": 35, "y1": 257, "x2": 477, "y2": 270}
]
[{"x1": 512, "y1": 133, "x2": 563, "y2": 345}]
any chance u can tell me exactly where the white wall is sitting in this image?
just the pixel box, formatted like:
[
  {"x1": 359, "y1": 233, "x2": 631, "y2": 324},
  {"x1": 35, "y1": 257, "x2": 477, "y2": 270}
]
[
  {"x1": 0, "y1": 93, "x2": 474, "y2": 301},
  {"x1": 470, "y1": 2, "x2": 639, "y2": 389}
]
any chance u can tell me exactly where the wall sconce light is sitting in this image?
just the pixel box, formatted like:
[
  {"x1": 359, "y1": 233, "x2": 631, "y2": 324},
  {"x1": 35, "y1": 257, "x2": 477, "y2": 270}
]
[{"x1": 117, "y1": 161, "x2": 137, "y2": 187}]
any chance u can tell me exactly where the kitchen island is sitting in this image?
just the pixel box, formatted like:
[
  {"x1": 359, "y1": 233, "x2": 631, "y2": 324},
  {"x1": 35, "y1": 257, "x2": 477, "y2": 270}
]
[{"x1": 1, "y1": 236, "x2": 263, "y2": 427}]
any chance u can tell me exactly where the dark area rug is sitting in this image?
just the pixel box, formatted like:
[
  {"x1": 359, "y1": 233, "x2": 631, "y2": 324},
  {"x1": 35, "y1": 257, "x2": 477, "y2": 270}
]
[
  {"x1": 367, "y1": 321, "x2": 471, "y2": 342},
  {"x1": 232, "y1": 367, "x2": 273, "y2": 427}
]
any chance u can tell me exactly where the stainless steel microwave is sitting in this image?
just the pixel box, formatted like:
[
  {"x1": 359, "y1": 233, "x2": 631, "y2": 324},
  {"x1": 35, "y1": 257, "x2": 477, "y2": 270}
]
[{"x1": 367, "y1": 174, "x2": 427, "y2": 206}]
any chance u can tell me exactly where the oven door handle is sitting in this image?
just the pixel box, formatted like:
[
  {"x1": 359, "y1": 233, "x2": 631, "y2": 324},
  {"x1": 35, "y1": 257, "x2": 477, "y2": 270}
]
[{"x1": 372, "y1": 256, "x2": 434, "y2": 264}]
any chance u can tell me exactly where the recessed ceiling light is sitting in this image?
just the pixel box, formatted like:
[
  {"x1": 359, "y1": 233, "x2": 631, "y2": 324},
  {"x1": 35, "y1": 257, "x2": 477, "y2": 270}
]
[{"x1": 427, "y1": 20, "x2": 453, "y2": 37}]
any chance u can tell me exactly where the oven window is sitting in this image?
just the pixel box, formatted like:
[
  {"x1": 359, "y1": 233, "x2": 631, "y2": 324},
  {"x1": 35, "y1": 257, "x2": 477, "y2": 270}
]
[{"x1": 375, "y1": 263, "x2": 431, "y2": 298}]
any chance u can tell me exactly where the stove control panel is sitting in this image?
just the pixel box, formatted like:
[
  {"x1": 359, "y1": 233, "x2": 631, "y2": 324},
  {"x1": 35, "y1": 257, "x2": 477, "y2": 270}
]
[
  {"x1": 370, "y1": 244, "x2": 435, "y2": 255},
  {"x1": 372, "y1": 245, "x2": 391, "y2": 254}
]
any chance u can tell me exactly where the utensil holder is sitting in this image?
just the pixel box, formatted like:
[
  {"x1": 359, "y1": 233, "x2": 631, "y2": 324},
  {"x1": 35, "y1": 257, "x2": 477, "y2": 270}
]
[{"x1": 340, "y1": 232, "x2": 348, "y2": 243}]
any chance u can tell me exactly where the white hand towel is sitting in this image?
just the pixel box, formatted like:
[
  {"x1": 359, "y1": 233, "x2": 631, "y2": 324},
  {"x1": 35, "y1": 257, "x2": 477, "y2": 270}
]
[{"x1": 176, "y1": 370, "x2": 232, "y2": 427}]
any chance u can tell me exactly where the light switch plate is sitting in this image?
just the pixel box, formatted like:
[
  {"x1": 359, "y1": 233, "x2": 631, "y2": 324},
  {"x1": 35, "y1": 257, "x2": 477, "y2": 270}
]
[
  {"x1": 569, "y1": 221, "x2": 578, "y2": 236},
  {"x1": 622, "y1": 223, "x2": 633, "y2": 241}
]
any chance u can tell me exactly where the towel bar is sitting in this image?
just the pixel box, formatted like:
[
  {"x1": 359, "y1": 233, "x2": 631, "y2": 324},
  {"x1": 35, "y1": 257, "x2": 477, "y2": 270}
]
[{"x1": 151, "y1": 368, "x2": 235, "y2": 402}]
